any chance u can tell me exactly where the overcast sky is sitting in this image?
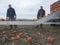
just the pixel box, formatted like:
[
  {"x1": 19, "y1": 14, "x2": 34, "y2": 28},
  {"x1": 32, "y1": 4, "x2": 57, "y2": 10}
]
[{"x1": 0, "y1": 0, "x2": 58, "y2": 19}]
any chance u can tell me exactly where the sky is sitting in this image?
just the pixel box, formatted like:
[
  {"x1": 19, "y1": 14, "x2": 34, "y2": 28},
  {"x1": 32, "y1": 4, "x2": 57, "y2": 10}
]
[{"x1": 0, "y1": 0, "x2": 58, "y2": 19}]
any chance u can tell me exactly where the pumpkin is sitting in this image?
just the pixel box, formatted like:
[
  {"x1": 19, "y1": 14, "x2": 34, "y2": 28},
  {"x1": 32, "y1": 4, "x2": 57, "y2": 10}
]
[
  {"x1": 11, "y1": 37, "x2": 15, "y2": 41},
  {"x1": 12, "y1": 30, "x2": 17, "y2": 34},
  {"x1": 16, "y1": 35, "x2": 21, "y2": 39},
  {"x1": 0, "y1": 18, "x2": 4, "y2": 21},
  {"x1": 0, "y1": 19, "x2": 2, "y2": 21},
  {"x1": 2, "y1": 31, "x2": 6, "y2": 35},
  {"x1": 1, "y1": 18, "x2": 7, "y2": 21},
  {"x1": 27, "y1": 37, "x2": 32, "y2": 41},
  {"x1": 47, "y1": 37, "x2": 55, "y2": 42},
  {"x1": 4, "y1": 19, "x2": 7, "y2": 21},
  {"x1": 18, "y1": 32, "x2": 23, "y2": 36}
]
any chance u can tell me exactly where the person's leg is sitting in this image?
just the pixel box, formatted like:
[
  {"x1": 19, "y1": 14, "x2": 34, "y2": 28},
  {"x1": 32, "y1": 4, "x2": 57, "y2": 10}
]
[
  {"x1": 10, "y1": 25, "x2": 13, "y2": 29},
  {"x1": 35, "y1": 18, "x2": 39, "y2": 28},
  {"x1": 9, "y1": 18, "x2": 13, "y2": 29},
  {"x1": 40, "y1": 24, "x2": 43, "y2": 32},
  {"x1": 40, "y1": 24, "x2": 43, "y2": 29},
  {"x1": 13, "y1": 18, "x2": 17, "y2": 29}
]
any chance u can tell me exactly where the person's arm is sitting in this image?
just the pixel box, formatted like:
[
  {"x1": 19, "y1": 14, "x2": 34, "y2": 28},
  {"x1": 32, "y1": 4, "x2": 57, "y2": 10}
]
[
  {"x1": 6, "y1": 9, "x2": 9, "y2": 20},
  {"x1": 37, "y1": 10, "x2": 40, "y2": 19},
  {"x1": 13, "y1": 9, "x2": 16, "y2": 16},
  {"x1": 6, "y1": 9, "x2": 9, "y2": 17},
  {"x1": 43, "y1": 10, "x2": 45, "y2": 16},
  {"x1": 13, "y1": 9, "x2": 16, "y2": 19}
]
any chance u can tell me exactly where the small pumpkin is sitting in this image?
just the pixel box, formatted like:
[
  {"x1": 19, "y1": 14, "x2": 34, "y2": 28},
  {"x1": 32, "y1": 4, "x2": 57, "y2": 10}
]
[
  {"x1": 18, "y1": 32, "x2": 23, "y2": 36},
  {"x1": 12, "y1": 30, "x2": 17, "y2": 34},
  {"x1": 47, "y1": 37, "x2": 55, "y2": 42},
  {"x1": 11, "y1": 37, "x2": 15, "y2": 41},
  {"x1": 0, "y1": 18, "x2": 5, "y2": 21},
  {"x1": 16, "y1": 35, "x2": 21, "y2": 39},
  {"x1": 27, "y1": 37, "x2": 32, "y2": 41},
  {"x1": 0, "y1": 19, "x2": 1, "y2": 21},
  {"x1": 2, "y1": 31, "x2": 6, "y2": 35}
]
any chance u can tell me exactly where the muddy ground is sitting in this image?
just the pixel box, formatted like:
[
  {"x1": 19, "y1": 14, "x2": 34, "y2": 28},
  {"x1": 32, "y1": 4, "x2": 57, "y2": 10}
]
[{"x1": 0, "y1": 25, "x2": 60, "y2": 45}]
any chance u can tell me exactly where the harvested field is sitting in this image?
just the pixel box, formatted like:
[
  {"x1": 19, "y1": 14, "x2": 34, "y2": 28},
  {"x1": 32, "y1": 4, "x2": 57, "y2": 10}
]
[{"x1": 0, "y1": 25, "x2": 60, "y2": 45}]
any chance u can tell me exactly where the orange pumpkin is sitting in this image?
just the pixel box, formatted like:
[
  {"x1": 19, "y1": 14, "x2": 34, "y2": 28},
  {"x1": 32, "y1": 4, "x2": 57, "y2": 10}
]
[
  {"x1": 3, "y1": 19, "x2": 6, "y2": 21},
  {"x1": 2, "y1": 31, "x2": 6, "y2": 35},
  {"x1": 47, "y1": 37, "x2": 55, "y2": 42},
  {"x1": 18, "y1": 32, "x2": 23, "y2": 36},
  {"x1": 12, "y1": 30, "x2": 17, "y2": 33},
  {"x1": 0, "y1": 19, "x2": 1, "y2": 21},
  {"x1": 16, "y1": 35, "x2": 21, "y2": 39},
  {"x1": 27, "y1": 37, "x2": 32, "y2": 41},
  {"x1": 0, "y1": 18, "x2": 5, "y2": 21},
  {"x1": 11, "y1": 37, "x2": 15, "y2": 41}
]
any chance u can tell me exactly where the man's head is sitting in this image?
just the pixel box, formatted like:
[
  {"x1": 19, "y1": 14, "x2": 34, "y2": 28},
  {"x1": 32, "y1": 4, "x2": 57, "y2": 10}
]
[
  {"x1": 8, "y1": 4, "x2": 12, "y2": 8},
  {"x1": 40, "y1": 6, "x2": 43, "y2": 9}
]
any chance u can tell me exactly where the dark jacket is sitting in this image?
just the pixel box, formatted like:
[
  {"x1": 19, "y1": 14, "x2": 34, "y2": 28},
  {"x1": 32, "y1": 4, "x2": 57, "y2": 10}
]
[
  {"x1": 37, "y1": 9, "x2": 45, "y2": 19},
  {"x1": 6, "y1": 8, "x2": 16, "y2": 19}
]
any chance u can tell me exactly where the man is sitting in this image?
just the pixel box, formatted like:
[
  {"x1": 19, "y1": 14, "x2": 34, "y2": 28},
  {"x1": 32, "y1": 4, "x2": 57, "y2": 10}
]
[
  {"x1": 36, "y1": 6, "x2": 45, "y2": 31},
  {"x1": 6, "y1": 4, "x2": 17, "y2": 29}
]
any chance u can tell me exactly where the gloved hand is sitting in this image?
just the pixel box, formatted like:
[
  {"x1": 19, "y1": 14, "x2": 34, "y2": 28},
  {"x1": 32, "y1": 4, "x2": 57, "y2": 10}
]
[
  {"x1": 14, "y1": 16, "x2": 16, "y2": 19},
  {"x1": 39, "y1": 17, "x2": 42, "y2": 19}
]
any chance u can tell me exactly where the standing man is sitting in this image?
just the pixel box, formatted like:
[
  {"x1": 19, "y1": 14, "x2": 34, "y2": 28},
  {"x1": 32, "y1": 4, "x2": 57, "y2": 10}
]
[
  {"x1": 36, "y1": 6, "x2": 45, "y2": 32},
  {"x1": 6, "y1": 4, "x2": 17, "y2": 29}
]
